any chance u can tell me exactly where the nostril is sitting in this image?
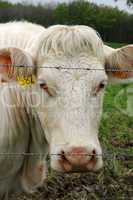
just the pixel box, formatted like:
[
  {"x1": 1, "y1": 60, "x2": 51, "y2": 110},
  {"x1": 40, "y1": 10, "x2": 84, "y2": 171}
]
[
  {"x1": 92, "y1": 149, "x2": 96, "y2": 155},
  {"x1": 89, "y1": 149, "x2": 96, "y2": 160},
  {"x1": 60, "y1": 150, "x2": 68, "y2": 162},
  {"x1": 60, "y1": 150, "x2": 65, "y2": 158},
  {"x1": 59, "y1": 150, "x2": 72, "y2": 172}
]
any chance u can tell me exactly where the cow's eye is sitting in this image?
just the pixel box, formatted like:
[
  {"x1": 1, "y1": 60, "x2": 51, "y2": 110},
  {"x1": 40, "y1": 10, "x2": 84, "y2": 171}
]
[
  {"x1": 39, "y1": 81, "x2": 52, "y2": 96},
  {"x1": 94, "y1": 81, "x2": 106, "y2": 95},
  {"x1": 99, "y1": 82, "x2": 105, "y2": 90},
  {"x1": 40, "y1": 82, "x2": 47, "y2": 89}
]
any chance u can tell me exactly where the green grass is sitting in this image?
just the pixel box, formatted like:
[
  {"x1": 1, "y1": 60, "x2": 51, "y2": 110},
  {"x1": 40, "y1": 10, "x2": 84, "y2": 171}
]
[
  {"x1": 99, "y1": 42, "x2": 133, "y2": 198},
  {"x1": 100, "y1": 42, "x2": 133, "y2": 175},
  {"x1": 100, "y1": 83, "x2": 133, "y2": 171}
]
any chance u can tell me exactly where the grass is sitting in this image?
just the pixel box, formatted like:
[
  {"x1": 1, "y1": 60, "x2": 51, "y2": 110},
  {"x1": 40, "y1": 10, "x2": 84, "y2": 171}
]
[
  {"x1": 11, "y1": 43, "x2": 133, "y2": 200},
  {"x1": 100, "y1": 83, "x2": 133, "y2": 172}
]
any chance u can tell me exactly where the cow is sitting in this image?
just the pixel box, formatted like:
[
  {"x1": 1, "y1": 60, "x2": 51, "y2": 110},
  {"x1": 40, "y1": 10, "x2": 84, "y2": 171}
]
[{"x1": 0, "y1": 23, "x2": 132, "y2": 197}]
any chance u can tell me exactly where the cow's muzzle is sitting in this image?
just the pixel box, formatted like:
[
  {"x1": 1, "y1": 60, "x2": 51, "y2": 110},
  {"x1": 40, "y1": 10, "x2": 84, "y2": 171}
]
[{"x1": 57, "y1": 146, "x2": 102, "y2": 172}]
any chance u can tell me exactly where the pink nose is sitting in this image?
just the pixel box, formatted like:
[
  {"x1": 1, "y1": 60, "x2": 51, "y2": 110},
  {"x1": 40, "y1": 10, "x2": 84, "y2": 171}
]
[{"x1": 59, "y1": 147, "x2": 97, "y2": 172}]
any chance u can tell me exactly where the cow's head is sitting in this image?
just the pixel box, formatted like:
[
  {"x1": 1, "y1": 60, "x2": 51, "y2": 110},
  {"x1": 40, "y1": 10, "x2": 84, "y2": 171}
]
[{"x1": 36, "y1": 25, "x2": 133, "y2": 173}]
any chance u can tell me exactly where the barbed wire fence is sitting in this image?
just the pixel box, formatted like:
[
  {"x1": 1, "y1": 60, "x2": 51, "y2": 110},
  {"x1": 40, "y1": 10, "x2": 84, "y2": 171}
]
[
  {"x1": 0, "y1": 153, "x2": 132, "y2": 159},
  {"x1": 0, "y1": 64, "x2": 133, "y2": 70}
]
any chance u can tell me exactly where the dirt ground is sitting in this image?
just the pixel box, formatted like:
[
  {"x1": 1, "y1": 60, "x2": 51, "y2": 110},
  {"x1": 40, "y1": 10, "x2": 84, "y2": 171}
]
[{"x1": 10, "y1": 156, "x2": 133, "y2": 200}]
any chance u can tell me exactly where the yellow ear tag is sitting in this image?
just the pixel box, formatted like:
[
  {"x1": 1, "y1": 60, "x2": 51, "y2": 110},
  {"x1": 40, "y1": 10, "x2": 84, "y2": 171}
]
[{"x1": 17, "y1": 75, "x2": 36, "y2": 87}]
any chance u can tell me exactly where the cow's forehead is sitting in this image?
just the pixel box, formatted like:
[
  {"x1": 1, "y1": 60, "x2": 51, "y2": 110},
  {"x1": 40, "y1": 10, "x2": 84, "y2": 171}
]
[
  {"x1": 39, "y1": 53, "x2": 104, "y2": 69},
  {"x1": 38, "y1": 54, "x2": 107, "y2": 85}
]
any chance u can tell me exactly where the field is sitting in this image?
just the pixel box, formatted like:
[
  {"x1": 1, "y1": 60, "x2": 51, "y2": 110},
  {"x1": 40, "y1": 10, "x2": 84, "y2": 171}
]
[{"x1": 11, "y1": 43, "x2": 133, "y2": 200}]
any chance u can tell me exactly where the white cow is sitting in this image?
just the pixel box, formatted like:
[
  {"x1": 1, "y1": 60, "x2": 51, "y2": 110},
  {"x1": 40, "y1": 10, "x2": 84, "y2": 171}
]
[{"x1": 0, "y1": 22, "x2": 132, "y2": 197}]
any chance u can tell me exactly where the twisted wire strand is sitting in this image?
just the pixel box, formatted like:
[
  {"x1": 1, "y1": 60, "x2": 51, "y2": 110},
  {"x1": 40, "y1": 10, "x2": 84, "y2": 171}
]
[
  {"x1": 0, "y1": 64, "x2": 133, "y2": 71},
  {"x1": 0, "y1": 153, "x2": 132, "y2": 158}
]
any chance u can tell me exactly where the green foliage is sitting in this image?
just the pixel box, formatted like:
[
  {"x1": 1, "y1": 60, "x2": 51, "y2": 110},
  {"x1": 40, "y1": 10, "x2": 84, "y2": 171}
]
[
  {"x1": 54, "y1": 3, "x2": 69, "y2": 24},
  {"x1": 127, "y1": 0, "x2": 133, "y2": 5},
  {"x1": 105, "y1": 42, "x2": 127, "y2": 48},
  {"x1": 0, "y1": 0, "x2": 132, "y2": 43},
  {"x1": 0, "y1": 0, "x2": 12, "y2": 7},
  {"x1": 53, "y1": 0, "x2": 133, "y2": 43},
  {"x1": 116, "y1": 0, "x2": 133, "y2": 6}
]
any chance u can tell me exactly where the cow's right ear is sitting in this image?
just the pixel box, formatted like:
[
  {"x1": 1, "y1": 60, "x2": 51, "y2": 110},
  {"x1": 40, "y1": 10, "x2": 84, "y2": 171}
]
[
  {"x1": 104, "y1": 45, "x2": 133, "y2": 83},
  {"x1": 0, "y1": 47, "x2": 36, "y2": 83}
]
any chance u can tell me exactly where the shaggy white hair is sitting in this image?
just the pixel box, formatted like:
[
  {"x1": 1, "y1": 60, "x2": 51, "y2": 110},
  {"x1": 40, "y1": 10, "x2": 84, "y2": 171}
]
[
  {"x1": 0, "y1": 21, "x2": 45, "y2": 58},
  {"x1": 39, "y1": 25, "x2": 105, "y2": 63}
]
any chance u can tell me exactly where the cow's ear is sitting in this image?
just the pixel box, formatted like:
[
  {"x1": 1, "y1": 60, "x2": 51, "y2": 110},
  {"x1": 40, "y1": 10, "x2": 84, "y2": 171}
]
[
  {"x1": 0, "y1": 47, "x2": 36, "y2": 83},
  {"x1": 104, "y1": 45, "x2": 133, "y2": 83}
]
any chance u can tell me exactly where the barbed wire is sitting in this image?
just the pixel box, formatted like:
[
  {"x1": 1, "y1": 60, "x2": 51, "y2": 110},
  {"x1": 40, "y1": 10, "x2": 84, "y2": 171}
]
[
  {"x1": 0, "y1": 153, "x2": 132, "y2": 159},
  {"x1": 0, "y1": 64, "x2": 133, "y2": 71}
]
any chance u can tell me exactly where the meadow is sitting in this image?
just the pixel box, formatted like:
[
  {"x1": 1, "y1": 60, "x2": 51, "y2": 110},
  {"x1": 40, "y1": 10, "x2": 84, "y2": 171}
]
[{"x1": 11, "y1": 43, "x2": 133, "y2": 200}]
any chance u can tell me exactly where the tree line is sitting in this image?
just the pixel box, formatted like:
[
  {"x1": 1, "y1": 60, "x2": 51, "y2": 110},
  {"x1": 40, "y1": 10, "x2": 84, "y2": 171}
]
[
  {"x1": 117, "y1": 0, "x2": 133, "y2": 6},
  {"x1": 0, "y1": 0, "x2": 132, "y2": 43}
]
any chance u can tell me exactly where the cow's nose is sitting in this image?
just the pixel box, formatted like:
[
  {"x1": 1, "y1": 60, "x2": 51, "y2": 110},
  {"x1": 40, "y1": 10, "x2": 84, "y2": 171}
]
[{"x1": 59, "y1": 147, "x2": 97, "y2": 172}]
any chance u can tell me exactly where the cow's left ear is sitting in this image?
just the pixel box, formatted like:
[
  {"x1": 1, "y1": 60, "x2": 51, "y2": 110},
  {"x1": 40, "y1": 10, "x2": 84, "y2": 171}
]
[
  {"x1": 0, "y1": 47, "x2": 36, "y2": 83},
  {"x1": 104, "y1": 45, "x2": 133, "y2": 83}
]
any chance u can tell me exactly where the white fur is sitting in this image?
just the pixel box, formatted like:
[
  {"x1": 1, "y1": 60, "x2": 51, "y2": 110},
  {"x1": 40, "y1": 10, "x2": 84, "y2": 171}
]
[
  {"x1": 39, "y1": 25, "x2": 104, "y2": 62},
  {"x1": 36, "y1": 25, "x2": 107, "y2": 172},
  {"x1": 0, "y1": 22, "x2": 47, "y2": 196},
  {"x1": 0, "y1": 21, "x2": 45, "y2": 57}
]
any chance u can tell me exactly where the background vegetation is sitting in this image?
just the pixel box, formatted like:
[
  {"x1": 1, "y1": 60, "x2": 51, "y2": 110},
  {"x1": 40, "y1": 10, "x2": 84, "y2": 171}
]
[
  {"x1": 0, "y1": 0, "x2": 132, "y2": 43},
  {"x1": 117, "y1": 0, "x2": 133, "y2": 6}
]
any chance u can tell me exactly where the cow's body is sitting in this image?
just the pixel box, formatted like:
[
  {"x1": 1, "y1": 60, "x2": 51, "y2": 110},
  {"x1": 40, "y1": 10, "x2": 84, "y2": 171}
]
[
  {"x1": 0, "y1": 22, "x2": 132, "y2": 197},
  {"x1": 0, "y1": 85, "x2": 48, "y2": 195},
  {"x1": 0, "y1": 21, "x2": 45, "y2": 55},
  {"x1": 0, "y1": 22, "x2": 48, "y2": 196}
]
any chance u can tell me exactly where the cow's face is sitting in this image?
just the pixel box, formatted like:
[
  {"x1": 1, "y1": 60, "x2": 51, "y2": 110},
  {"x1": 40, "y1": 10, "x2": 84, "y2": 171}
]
[
  {"x1": 36, "y1": 25, "x2": 133, "y2": 173},
  {"x1": 37, "y1": 54, "x2": 107, "y2": 172}
]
